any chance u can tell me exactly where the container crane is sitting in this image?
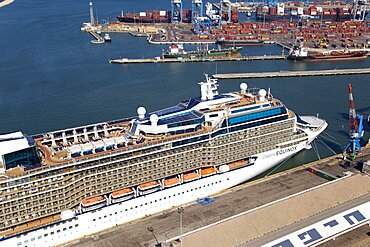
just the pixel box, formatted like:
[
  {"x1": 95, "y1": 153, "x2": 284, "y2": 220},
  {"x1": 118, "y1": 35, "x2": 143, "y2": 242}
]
[
  {"x1": 171, "y1": 0, "x2": 183, "y2": 23},
  {"x1": 344, "y1": 84, "x2": 364, "y2": 160},
  {"x1": 353, "y1": 0, "x2": 368, "y2": 21}
]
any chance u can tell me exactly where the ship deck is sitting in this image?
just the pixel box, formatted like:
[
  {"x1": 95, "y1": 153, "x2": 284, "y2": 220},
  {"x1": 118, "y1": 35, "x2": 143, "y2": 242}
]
[{"x1": 4, "y1": 92, "x2": 282, "y2": 179}]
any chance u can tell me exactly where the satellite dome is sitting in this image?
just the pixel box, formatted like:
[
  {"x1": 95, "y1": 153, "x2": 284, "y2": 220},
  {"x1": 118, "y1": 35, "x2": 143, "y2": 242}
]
[
  {"x1": 137, "y1": 107, "x2": 146, "y2": 119},
  {"x1": 258, "y1": 89, "x2": 267, "y2": 97},
  {"x1": 240, "y1": 82, "x2": 248, "y2": 91},
  {"x1": 150, "y1": 114, "x2": 159, "y2": 126}
]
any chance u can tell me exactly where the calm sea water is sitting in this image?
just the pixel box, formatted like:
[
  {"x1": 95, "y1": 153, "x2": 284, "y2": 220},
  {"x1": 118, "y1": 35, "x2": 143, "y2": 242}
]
[{"x1": 1, "y1": 0, "x2": 370, "y2": 173}]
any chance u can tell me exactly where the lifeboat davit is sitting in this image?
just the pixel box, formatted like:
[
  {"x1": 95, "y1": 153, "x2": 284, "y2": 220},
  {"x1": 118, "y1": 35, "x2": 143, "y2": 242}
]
[
  {"x1": 137, "y1": 181, "x2": 161, "y2": 195},
  {"x1": 182, "y1": 172, "x2": 199, "y2": 182},
  {"x1": 201, "y1": 167, "x2": 217, "y2": 177},
  {"x1": 110, "y1": 188, "x2": 135, "y2": 203},
  {"x1": 80, "y1": 196, "x2": 107, "y2": 212},
  {"x1": 163, "y1": 177, "x2": 181, "y2": 188}
]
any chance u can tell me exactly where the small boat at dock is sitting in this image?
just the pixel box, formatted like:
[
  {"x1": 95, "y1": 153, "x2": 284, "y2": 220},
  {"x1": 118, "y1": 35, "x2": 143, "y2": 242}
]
[{"x1": 104, "y1": 33, "x2": 111, "y2": 42}]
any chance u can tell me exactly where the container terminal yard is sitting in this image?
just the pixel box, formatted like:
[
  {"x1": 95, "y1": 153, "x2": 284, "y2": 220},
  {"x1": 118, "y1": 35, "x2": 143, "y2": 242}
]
[
  {"x1": 82, "y1": 0, "x2": 370, "y2": 61},
  {"x1": 80, "y1": 0, "x2": 370, "y2": 64}
]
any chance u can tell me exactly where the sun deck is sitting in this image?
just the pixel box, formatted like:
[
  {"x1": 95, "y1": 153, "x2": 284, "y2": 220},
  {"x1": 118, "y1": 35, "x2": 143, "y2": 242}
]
[{"x1": 2, "y1": 79, "x2": 287, "y2": 180}]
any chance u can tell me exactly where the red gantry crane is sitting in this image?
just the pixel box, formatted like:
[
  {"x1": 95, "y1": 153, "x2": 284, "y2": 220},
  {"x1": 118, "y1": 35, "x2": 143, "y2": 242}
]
[{"x1": 344, "y1": 84, "x2": 364, "y2": 160}]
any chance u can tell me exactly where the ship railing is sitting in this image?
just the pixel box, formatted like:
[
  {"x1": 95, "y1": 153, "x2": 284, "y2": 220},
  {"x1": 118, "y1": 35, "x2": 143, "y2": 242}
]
[
  {"x1": 8, "y1": 127, "x2": 212, "y2": 179},
  {"x1": 31, "y1": 116, "x2": 136, "y2": 139},
  {"x1": 246, "y1": 87, "x2": 273, "y2": 99}
]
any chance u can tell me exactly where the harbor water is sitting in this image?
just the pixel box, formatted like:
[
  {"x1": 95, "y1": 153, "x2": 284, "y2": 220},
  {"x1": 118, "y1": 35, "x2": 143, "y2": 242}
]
[{"x1": 1, "y1": 0, "x2": 370, "y2": 175}]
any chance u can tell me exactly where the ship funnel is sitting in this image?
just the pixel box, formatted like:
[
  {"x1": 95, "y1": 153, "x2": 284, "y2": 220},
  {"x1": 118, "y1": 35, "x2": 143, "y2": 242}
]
[
  {"x1": 199, "y1": 74, "x2": 219, "y2": 101},
  {"x1": 240, "y1": 82, "x2": 248, "y2": 94},
  {"x1": 137, "y1": 107, "x2": 146, "y2": 119},
  {"x1": 258, "y1": 89, "x2": 267, "y2": 102},
  {"x1": 150, "y1": 114, "x2": 159, "y2": 127}
]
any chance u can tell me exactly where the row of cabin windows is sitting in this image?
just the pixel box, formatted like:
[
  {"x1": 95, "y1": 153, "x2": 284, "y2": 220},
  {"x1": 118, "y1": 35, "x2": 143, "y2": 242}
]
[{"x1": 17, "y1": 224, "x2": 79, "y2": 246}]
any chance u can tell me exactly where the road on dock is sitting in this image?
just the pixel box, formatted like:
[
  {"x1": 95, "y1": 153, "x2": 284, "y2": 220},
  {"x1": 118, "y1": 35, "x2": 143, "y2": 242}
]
[{"x1": 212, "y1": 67, "x2": 370, "y2": 79}]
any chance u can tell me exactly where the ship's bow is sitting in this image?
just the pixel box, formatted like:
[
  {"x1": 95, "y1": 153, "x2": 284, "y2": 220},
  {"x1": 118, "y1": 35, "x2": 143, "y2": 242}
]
[{"x1": 297, "y1": 115, "x2": 328, "y2": 146}]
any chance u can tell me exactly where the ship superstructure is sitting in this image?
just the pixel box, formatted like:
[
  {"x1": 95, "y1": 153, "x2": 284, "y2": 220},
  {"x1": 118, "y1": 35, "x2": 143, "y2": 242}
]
[{"x1": 0, "y1": 75, "x2": 327, "y2": 246}]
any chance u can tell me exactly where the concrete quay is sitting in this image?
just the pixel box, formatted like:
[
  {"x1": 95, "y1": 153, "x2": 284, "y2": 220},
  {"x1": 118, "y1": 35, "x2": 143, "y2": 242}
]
[
  {"x1": 65, "y1": 147, "x2": 370, "y2": 247},
  {"x1": 109, "y1": 55, "x2": 286, "y2": 64},
  {"x1": 212, "y1": 67, "x2": 370, "y2": 79},
  {"x1": 0, "y1": 0, "x2": 14, "y2": 8}
]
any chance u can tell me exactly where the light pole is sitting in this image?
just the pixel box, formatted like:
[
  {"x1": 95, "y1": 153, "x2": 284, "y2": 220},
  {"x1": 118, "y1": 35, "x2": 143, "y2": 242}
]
[
  {"x1": 178, "y1": 207, "x2": 184, "y2": 245},
  {"x1": 147, "y1": 226, "x2": 159, "y2": 245}
]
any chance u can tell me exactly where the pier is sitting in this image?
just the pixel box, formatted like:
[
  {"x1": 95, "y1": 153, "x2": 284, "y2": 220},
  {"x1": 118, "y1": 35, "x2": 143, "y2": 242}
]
[
  {"x1": 66, "y1": 147, "x2": 370, "y2": 247},
  {"x1": 0, "y1": 0, "x2": 14, "y2": 8},
  {"x1": 88, "y1": 30, "x2": 105, "y2": 44},
  {"x1": 212, "y1": 67, "x2": 370, "y2": 79},
  {"x1": 109, "y1": 55, "x2": 286, "y2": 64}
]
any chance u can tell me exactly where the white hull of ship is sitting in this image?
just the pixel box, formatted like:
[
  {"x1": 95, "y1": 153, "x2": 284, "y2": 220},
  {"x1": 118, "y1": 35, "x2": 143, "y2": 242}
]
[{"x1": 2, "y1": 140, "x2": 314, "y2": 247}]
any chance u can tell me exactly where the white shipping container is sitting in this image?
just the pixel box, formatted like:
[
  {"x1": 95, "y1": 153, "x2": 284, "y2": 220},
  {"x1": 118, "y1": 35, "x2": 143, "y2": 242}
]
[
  {"x1": 277, "y1": 3, "x2": 285, "y2": 15},
  {"x1": 298, "y1": 7, "x2": 303, "y2": 15},
  {"x1": 139, "y1": 12, "x2": 146, "y2": 17},
  {"x1": 311, "y1": 11, "x2": 317, "y2": 15},
  {"x1": 160, "y1": 11, "x2": 166, "y2": 16}
]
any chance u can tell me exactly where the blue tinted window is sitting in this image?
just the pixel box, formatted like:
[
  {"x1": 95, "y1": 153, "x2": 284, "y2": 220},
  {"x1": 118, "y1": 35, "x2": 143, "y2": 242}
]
[
  {"x1": 229, "y1": 108, "x2": 284, "y2": 125},
  {"x1": 4, "y1": 147, "x2": 40, "y2": 170}
]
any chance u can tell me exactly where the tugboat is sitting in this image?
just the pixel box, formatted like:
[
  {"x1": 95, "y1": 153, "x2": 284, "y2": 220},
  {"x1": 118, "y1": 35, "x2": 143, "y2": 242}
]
[
  {"x1": 104, "y1": 33, "x2": 111, "y2": 42},
  {"x1": 163, "y1": 44, "x2": 242, "y2": 59}
]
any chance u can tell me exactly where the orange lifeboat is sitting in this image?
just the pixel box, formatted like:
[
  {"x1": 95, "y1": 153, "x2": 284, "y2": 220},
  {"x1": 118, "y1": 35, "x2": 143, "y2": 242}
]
[
  {"x1": 201, "y1": 167, "x2": 217, "y2": 177},
  {"x1": 110, "y1": 188, "x2": 135, "y2": 203},
  {"x1": 112, "y1": 188, "x2": 134, "y2": 198},
  {"x1": 81, "y1": 196, "x2": 105, "y2": 207},
  {"x1": 80, "y1": 196, "x2": 106, "y2": 212},
  {"x1": 138, "y1": 181, "x2": 160, "y2": 190},
  {"x1": 182, "y1": 172, "x2": 199, "y2": 182},
  {"x1": 138, "y1": 181, "x2": 161, "y2": 195},
  {"x1": 164, "y1": 177, "x2": 181, "y2": 188}
]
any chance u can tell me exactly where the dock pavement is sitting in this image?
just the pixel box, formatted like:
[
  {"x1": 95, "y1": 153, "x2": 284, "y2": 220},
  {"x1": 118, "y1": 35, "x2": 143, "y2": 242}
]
[{"x1": 64, "y1": 148, "x2": 370, "y2": 247}]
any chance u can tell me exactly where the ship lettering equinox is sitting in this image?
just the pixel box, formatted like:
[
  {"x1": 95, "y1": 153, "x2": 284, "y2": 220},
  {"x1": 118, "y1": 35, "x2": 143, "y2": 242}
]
[{"x1": 0, "y1": 75, "x2": 327, "y2": 246}]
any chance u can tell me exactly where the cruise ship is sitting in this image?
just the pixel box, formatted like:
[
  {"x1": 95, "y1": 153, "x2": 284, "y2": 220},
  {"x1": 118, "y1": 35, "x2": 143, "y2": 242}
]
[{"x1": 0, "y1": 75, "x2": 327, "y2": 246}]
